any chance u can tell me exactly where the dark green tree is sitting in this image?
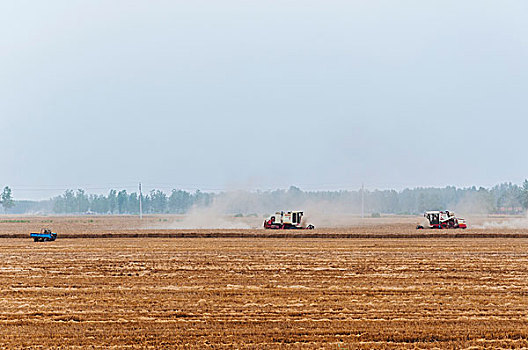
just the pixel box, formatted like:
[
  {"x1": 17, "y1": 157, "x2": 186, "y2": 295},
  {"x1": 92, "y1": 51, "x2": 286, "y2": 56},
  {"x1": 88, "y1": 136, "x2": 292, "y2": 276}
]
[
  {"x1": 127, "y1": 192, "x2": 139, "y2": 214},
  {"x1": 1, "y1": 186, "x2": 14, "y2": 213},
  {"x1": 107, "y1": 190, "x2": 117, "y2": 214},
  {"x1": 520, "y1": 179, "x2": 528, "y2": 210},
  {"x1": 53, "y1": 189, "x2": 75, "y2": 213},
  {"x1": 90, "y1": 194, "x2": 109, "y2": 213},
  {"x1": 150, "y1": 189, "x2": 167, "y2": 213},
  {"x1": 75, "y1": 189, "x2": 90, "y2": 213},
  {"x1": 117, "y1": 190, "x2": 128, "y2": 214},
  {"x1": 169, "y1": 189, "x2": 192, "y2": 213}
]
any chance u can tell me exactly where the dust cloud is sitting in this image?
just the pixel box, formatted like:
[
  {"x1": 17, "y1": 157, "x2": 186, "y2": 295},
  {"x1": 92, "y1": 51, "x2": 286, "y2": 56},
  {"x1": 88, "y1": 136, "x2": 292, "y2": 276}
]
[
  {"x1": 146, "y1": 189, "x2": 525, "y2": 230},
  {"x1": 164, "y1": 191, "x2": 264, "y2": 229},
  {"x1": 158, "y1": 191, "x2": 377, "y2": 229},
  {"x1": 452, "y1": 192, "x2": 493, "y2": 215},
  {"x1": 169, "y1": 206, "x2": 256, "y2": 229},
  {"x1": 475, "y1": 212, "x2": 528, "y2": 229}
]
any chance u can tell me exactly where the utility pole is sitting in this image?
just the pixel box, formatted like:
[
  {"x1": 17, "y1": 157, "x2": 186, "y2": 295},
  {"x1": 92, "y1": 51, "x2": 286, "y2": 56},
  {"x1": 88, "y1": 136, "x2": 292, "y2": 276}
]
[
  {"x1": 139, "y1": 182, "x2": 143, "y2": 220},
  {"x1": 361, "y1": 183, "x2": 365, "y2": 219}
]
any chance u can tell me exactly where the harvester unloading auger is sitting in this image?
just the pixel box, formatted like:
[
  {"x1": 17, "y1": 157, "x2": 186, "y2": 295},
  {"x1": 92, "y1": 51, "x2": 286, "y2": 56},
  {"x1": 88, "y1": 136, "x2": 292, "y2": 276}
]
[
  {"x1": 264, "y1": 211, "x2": 315, "y2": 229},
  {"x1": 416, "y1": 210, "x2": 467, "y2": 229}
]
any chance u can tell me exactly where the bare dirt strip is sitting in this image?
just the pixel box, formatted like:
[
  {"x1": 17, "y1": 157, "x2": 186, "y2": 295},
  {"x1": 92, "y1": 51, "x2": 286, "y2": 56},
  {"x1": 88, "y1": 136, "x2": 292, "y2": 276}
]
[{"x1": 1, "y1": 215, "x2": 527, "y2": 239}]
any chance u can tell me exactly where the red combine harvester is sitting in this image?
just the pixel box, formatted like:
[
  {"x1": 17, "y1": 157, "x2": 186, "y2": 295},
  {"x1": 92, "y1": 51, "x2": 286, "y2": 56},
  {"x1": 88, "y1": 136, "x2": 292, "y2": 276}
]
[
  {"x1": 264, "y1": 211, "x2": 315, "y2": 230},
  {"x1": 417, "y1": 210, "x2": 467, "y2": 229}
]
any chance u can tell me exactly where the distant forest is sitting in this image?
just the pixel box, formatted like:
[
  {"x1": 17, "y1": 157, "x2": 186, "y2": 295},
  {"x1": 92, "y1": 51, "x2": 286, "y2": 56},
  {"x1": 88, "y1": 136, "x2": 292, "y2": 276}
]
[{"x1": 7, "y1": 181, "x2": 528, "y2": 215}]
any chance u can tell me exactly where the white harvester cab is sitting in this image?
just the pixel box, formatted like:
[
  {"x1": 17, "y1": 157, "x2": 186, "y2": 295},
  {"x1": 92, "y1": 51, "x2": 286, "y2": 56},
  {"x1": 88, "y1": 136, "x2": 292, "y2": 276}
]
[{"x1": 277, "y1": 211, "x2": 302, "y2": 226}]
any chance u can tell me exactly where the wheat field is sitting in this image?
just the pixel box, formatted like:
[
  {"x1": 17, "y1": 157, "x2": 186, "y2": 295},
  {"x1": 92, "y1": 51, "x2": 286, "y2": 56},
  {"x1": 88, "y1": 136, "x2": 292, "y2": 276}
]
[{"x1": 1, "y1": 217, "x2": 528, "y2": 348}]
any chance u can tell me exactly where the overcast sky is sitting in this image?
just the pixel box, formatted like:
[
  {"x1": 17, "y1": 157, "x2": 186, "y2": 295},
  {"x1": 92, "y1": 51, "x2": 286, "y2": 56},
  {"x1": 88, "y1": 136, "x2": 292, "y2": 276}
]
[{"x1": 1, "y1": 1, "x2": 527, "y2": 199}]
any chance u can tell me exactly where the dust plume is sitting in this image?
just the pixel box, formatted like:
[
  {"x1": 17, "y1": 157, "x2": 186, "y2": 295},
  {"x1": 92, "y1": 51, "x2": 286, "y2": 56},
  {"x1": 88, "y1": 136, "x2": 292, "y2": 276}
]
[
  {"x1": 170, "y1": 206, "x2": 255, "y2": 229},
  {"x1": 300, "y1": 200, "x2": 364, "y2": 227},
  {"x1": 475, "y1": 212, "x2": 528, "y2": 229},
  {"x1": 163, "y1": 191, "x2": 264, "y2": 229},
  {"x1": 452, "y1": 191, "x2": 493, "y2": 215}
]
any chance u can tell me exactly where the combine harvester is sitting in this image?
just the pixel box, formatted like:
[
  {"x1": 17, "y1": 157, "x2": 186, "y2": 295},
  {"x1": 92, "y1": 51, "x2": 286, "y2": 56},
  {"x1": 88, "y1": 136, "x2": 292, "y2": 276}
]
[
  {"x1": 264, "y1": 211, "x2": 315, "y2": 230},
  {"x1": 30, "y1": 228, "x2": 57, "y2": 242},
  {"x1": 417, "y1": 210, "x2": 467, "y2": 229}
]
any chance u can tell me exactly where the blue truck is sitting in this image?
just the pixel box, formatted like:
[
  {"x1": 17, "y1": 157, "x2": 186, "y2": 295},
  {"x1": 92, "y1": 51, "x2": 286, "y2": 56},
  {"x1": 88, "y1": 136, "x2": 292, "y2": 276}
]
[{"x1": 30, "y1": 228, "x2": 57, "y2": 242}]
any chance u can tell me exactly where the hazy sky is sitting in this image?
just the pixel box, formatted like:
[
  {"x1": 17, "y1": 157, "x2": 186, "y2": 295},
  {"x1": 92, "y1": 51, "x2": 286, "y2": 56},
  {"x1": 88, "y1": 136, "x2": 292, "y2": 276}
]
[{"x1": 1, "y1": 1, "x2": 527, "y2": 199}]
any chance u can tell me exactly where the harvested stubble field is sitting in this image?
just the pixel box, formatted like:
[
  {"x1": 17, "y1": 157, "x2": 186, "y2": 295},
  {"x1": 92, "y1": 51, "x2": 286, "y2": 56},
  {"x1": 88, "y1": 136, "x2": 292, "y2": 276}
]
[{"x1": 1, "y1": 217, "x2": 528, "y2": 348}]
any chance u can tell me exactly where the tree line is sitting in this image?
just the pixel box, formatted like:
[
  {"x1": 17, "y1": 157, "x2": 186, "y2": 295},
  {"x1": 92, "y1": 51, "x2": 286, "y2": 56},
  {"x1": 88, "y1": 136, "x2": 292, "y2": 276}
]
[
  {"x1": 4, "y1": 180, "x2": 528, "y2": 215},
  {"x1": 51, "y1": 189, "x2": 213, "y2": 214},
  {"x1": 43, "y1": 180, "x2": 528, "y2": 215}
]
